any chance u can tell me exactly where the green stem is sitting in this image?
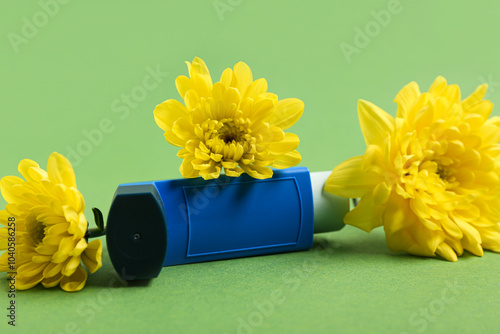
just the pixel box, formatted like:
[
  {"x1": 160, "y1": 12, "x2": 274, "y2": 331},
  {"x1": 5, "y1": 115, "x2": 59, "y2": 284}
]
[{"x1": 87, "y1": 227, "x2": 107, "y2": 238}]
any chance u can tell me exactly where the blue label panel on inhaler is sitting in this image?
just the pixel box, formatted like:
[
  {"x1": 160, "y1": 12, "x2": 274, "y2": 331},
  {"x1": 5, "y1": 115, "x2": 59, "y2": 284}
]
[{"x1": 184, "y1": 178, "x2": 304, "y2": 256}]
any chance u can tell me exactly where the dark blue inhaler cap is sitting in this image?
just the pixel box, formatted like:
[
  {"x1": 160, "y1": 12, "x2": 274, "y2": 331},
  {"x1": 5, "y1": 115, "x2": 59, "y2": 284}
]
[{"x1": 106, "y1": 184, "x2": 167, "y2": 280}]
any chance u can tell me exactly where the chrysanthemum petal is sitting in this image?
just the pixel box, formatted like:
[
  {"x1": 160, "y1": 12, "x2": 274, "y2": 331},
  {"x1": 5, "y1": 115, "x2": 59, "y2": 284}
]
[
  {"x1": 212, "y1": 81, "x2": 226, "y2": 102},
  {"x1": 381, "y1": 194, "x2": 408, "y2": 234},
  {"x1": 222, "y1": 87, "x2": 241, "y2": 112},
  {"x1": 358, "y1": 99, "x2": 395, "y2": 147},
  {"x1": 18, "y1": 261, "x2": 46, "y2": 277},
  {"x1": 385, "y1": 222, "x2": 442, "y2": 257},
  {"x1": 240, "y1": 164, "x2": 273, "y2": 179},
  {"x1": 410, "y1": 196, "x2": 430, "y2": 219},
  {"x1": 245, "y1": 78, "x2": 268, "y2": 99},
  {"x1": 253, "y1": 124, "x2": 283, "y2": 143},
  {"x1": 154, "y1": 99, "x2": 189, "y2": 132},
  {"x1": 479, "y1": 123, "x2": 500, "y2": 145},
  {"x1": 445, "y1": 237, "x2": 464, "y2": 256},
  {"x1": 325, "y1": 156, "x2": 382, "y2": 198},
  {"x1": 188, "y1": 74, "x2": 211, "y2": 100},
  {"x1": 27, "y1": 166, "x2": 48, "y2": 183},
  {"x1": 8, "y1": 185, "x2": 37, "y2": 205},
  {"x1": 233, "y1": 61, "x2": 253, "y2": 94},
  {"x1": 175, "y1": 75, "x2": 191, "y2": 100},
  {"x1": 441, "y1": 217, "x2": 463, "y2": 240},
  {"x1": 441, "y1": 84, "x2": 461, "y2": 105},
  {"x1": 0, "y1": 228, "x2": 8, "y2": 249},
  {"x1": 394, "y1": 81, "x2": 421, "y2": 118},
  {"x1": 46, "y1": 222, "x2": 70, "y2": 236},
  {"x1": 164, "y1": 130, "x2": 185, "y2": 147},
  {"x1": 32, "y1": 255, "x2": 52, "y2": 263},
  {"x1": 64, "y1": 187, "x2": 84, "y2": 213},
  {"x1": 480, "y1": 226, "x2": 500, "y2": 252},
  {"x1": 436, "y1": 242, "x2": 458, "y2": 262},
  {"x1": 64, "y1": 208, "x2": 87, "y2": 238},
  {"x1": 36, "y1": 244, "x2": 58, "y2": 255},
  {"x1": 222, "y1": 160, "x2": 238, "y2": 169},
  {"x1": 0, "y1": 210, "x2": 10, "y2": 226},
  {"x1": 362, "y1": 144, "x2": 387, "y2": 176},
  {"x1": 414, "y1": 103, "x2": 435, "y2": 132},
  {"x1": 189, "y1": 57, "x2": 213, "y2": 87},
  {"x1": 462, "y1": 83, "x2": 488, "y2": 110},
  {"x1": 271, "y1": 150, "x2": 301, "y2": 169},
  {"x1": 461, "y1": 236, "x2": 484, "y2": 257},
  {"x1": 372, "y1": 182, "x2": 392, "y2": 206},
  {"x1": 184, "y1": 89, "x2": 200, "y2": 111},
  {"x1": 405, "y1": 93, "x2": 431, "y2": 125},
  {"x1": 454, "y1": 218, "x2": 482, "y2": 245},
  {"x1": 18, "y1": 159, "x2": 40, "y2": 182},
  {"x1": 60, "y1": 266, "x2": 87, "y2": 292},
  {"x1": 467, "y1": 100, "x2": 493, "y2": 120},
  {"x1": 42, "y1": 272, "x2": 64, "y2": 288},
  {"x1": 199, "y1": 164, "x2": 222, "y2": 180},
  {"x1": 47, "y1": 153, "x2": 76, "y2": 188},
  {"x1": 16, "y1": 272, "x2": 44, "y2": 290},
  {"x1": 428, "y1": 76, "x2": 448, "y2": 97},
  {"x1": 173, "y1": 117, "x2": 196, "y2": 141},
  {"x1": 52, "y1": 236, "x2": 75, "y2": 263},
  {"x1": 250, "y1": 99, "x2": 274, "y2": 124},
  {"x1": 268, "y1": 133, "x2": 299, "y2": 155},
  {"x1": 220, "y1": 68, "x2": 233, "y2": 87},
  {"x1": 43, "y1": 262, "x2": 63, "y2": 278},
  {"x1": 82, "y1": 239, "x2": 102, "y2": 274},
  {"x1": 42, "y1": 214, "x2": 67, "y2": 226},
  {"x1": 258, "y1": 92, "x2": 278, "y2": 104},
  {"x1": 69, "y1": 238, "x2": 87, "y2": 257},
  {"x1": 0, "y1": 252, "x2": 10, "y2": 271},
  {"x1": 267, "y1": 98, "x2": 304, "y2": 130},
  {"x1": 225, "y1": 167, "x2": 244, "y2": 177},
  {"x1": 344, "y1": 191, "x2": 381, "y2": 232},
  {"x1": 194, "y1": 149, "x2": 210, "y2": 162},
  {"x1": 180, "y1": 156, "x2": 199, "y2": 178},
  {"x1": 0, "y1": 176, "x2": 26, "y2": 203},
  {"x1": 62, "y1": 255, "x2": 82, "y2": 277},
  {"x1": 5, "y1": 203, "x2": 24, "y2": 216}
]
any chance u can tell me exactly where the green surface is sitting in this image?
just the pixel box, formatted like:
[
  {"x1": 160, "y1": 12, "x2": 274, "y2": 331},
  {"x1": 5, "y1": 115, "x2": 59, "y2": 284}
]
[{"x1": 1, "y1": 0, "x2": 500, "y2": 333}]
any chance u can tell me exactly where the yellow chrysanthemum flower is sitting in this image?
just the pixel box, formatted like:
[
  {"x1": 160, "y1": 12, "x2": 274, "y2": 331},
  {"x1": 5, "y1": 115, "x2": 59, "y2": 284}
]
[
  {"x1": 325, "y1": 76, "x2": 500, "y2": 262},
  {"x1": 154, "y1": 57, "x2": 304, "y2": 180},
  {"x1": 0, "y1": 152, "x2": 103, "y2": 291}
]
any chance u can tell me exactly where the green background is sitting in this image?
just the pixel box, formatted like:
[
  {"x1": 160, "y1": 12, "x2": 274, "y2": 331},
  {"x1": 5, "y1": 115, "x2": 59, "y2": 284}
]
[{"x1": 1, "y1": 0, "x2": 500, "y2": 333}]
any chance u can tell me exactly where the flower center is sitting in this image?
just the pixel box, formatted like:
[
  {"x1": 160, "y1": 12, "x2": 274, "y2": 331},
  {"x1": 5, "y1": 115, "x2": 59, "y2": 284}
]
[
  {"x1": 27, "y1": 220, "x2": 46, "y2": 246},
  {"x1": 219, "y1": 121, "x2": 243, "y2": 143},
  {"x1": 436, "y1": 165, "x2": 449, "y2": 180},
  {"x1": 202, "y1": 118, "x2": 254, "y2": 149},
  {"x1": 197, "y1": 117, "x2": 259, "y2": 178}
]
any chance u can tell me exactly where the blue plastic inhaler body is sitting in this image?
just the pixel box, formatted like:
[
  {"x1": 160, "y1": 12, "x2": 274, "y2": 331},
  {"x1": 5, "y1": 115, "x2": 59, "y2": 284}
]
[{"x1": 106, "y1": 167, "x2": 348, "y2": 280}]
